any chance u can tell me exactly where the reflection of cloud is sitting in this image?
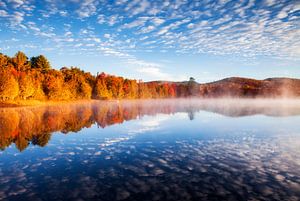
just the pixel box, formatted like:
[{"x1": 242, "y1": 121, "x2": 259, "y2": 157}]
[
  {"x1": 2, "y1": 126, "x2": 300, "y2": 200},
  {"x1": 128, "y1": 115, "x2": 169, "y2": 134}
]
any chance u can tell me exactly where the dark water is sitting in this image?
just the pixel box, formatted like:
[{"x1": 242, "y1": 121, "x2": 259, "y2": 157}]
[{"x1": 1, "y1": 99, "x2": 300, "y2": 201}]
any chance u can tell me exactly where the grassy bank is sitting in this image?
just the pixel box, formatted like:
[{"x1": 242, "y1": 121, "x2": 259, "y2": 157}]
[{"x1": 0, "y1": 99, "x2": 102, "y2": 108}]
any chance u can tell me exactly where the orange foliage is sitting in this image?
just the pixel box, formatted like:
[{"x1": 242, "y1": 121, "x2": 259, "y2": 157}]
[{"x1": 0, "y1": 51, "x2": 195, "y2": 101}]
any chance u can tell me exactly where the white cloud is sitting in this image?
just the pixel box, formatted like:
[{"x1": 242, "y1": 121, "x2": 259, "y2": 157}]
[
  {"x1": 139, "y1": 25, "x2": 155, "y2": 33},
  {"x1": 1, "y1": 0, "x2": 299, "y2": 62},
  {"x1": 76, "y1": 0, "x2": 98, "y2": 18},
  {"x1": 156, "y1": 19, "x2": 191, "y2": 35},
  {"x1": 122, "y1": 17, "x2": 149, "y2": 29},
  {"x1": 0, "y1": 10, "x2": 8, "y2": 17},
  {"x1": 187, "y1": 23, "x2": 194, "y2": 29},
  {"x1": 277, "y1": 11, "x2": 288, "y2": 19},
  {"x1": 131, "y1": 0, "x2": 150, "y2": 16},
  {"x1": 135, "y1": 65, "x2": 186, "y2": 81},
  {"x1": 97, "y1": 14, "x2": 121, "y2": 26},
  {"x1": 124, "y1": 0, "x2": 139, "y2": 11},
  {"x1": 152, "y1": 18, "x2": 165, "y2": 26},
  {"x1": 108, "y1": 15, "x2": 119, "y2": 26},
  {"x1": 265, "y1": 0, "x2": 276, "y2": 6},
  {"x1": 64, "y1": 31, "x2": 72, "y2": 37},
  {"x1": 8, "y1": 0, "x2": 24, "y2": 9},
  {"x1": 9, "y1": 11, "x2": 24, "y2": 26},
  {"x1": 59, "y1": 10, "x2": 68, "y2": 17},
  {"x1": 137, "y1": 67, "x2": 171, "y2": 80},
  {"x1": 0, "y1": 1, "x2": 7, "y2": 9},
  {"x1": 104, "y1": 33, "x2": 111, "y2": 38}
]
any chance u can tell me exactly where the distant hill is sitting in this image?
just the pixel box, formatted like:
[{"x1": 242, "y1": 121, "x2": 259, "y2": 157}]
[{"x1": 147, "y1": 77, "x2": 300, "y2": 98}]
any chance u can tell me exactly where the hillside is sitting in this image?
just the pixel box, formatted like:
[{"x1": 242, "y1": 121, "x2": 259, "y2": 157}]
[
  {"x1": 198, "y1": 77, "x2": 300, "y2": 98},
  {"x1": 147, "y1": 77, "x2": 300, "y2": 98}
]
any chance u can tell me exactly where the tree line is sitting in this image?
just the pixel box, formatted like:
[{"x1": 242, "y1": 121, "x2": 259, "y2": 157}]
[{"x1": 0, "y1": 51, "x2": 199, "y2": 101}]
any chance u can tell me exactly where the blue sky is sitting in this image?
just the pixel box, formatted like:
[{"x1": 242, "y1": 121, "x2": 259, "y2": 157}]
[{"x1": 0, "y1": 0, "x2": 299, "y2": 82}]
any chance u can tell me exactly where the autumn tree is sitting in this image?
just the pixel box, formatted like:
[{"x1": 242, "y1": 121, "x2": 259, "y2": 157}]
[
  {"x1": 123, "y1": 79, "x2": 138, "y2": 99},
  {"x1": 169, "y1": 84, "x2": 176, "y2": 97},
  {"x1": 30, "y1": 69, "x2": 46, "y2": 100},
  {"x1": 0, "y1": 70, "x2": 19, "y2": 100},
  {"x1": 0, "y1": 51, "x2": 204, "y2": 102},
  {"x1": 61, "y1": 67, "x2": 93, "y2": 99},
  {"x1": 11, "y1": 51, "x2": 30, "y2": 71},
  {"x1": 93, "y1": 73, "x2": 111, "y2": 99},
  {"x1": 18, "y1": 73, "x2": 35, "y2": 99},
  {"x1": 105, "y1": 76, "x2": 124, "y2": 99},
  {"x1": 138, "y1": 81, "x2": 151, "y2": 98},
  {"x1": 43, "y1": 70, "x2": 65, "y2": 100},
  {"x1": 0, "y1": 53, "x2": 11, "y2": 69}
]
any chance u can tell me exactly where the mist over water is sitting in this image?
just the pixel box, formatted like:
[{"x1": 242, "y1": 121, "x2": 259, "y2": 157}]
[{"x1": 0, "y1": 99, "x2": 300, "y2": 201}]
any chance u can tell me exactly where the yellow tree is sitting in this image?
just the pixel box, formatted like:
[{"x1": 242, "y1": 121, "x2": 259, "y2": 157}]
[
  {"x1": 94, "y1": 73, "x2": 111, "y2": 99},
  {"x1": 18, "y1": 73, "x2": 35, "y2": 99},
  {"x1": 0, "y1": 71, "x2": 19, "y2": 100},
  {"x1": 11, "y1": 51, "x2": 30, "y2": 71},
  {"x1": 43, "y1": 70, "x2": 64, "y2": 100}
]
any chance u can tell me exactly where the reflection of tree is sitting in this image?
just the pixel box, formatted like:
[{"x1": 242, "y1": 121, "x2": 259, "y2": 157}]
[
  {"x1": 15, "y1": 135, "x2": 29, "y2": 152},
  {"x1": 1, "y1": 100, "x2": 300, "y2": 152},
  {"x1": 32, "y1": 132, "x2": 51, "y2": 147},
  {"x1": 0, "y1": 110, "x2": 19, "y2": 150},
  {"x1": 188, "y1": 110, "x2": 195, "y2": 120},
  {"x1": 0, "y1": 101, "x2": 183, "y2": 151}
]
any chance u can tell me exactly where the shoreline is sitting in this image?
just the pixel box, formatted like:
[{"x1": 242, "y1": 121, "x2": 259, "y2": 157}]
[
  {"x1": 0, "y1": 99, "x2": 103, "y2": 108},
  {"x1": 1, "y1": 97, "x2": 300, "y2": 108}
]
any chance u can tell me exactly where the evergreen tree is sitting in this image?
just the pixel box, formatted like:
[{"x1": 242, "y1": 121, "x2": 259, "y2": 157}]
[{"x1": 31, "y1": 55, "x2": 51, "y2": 71}]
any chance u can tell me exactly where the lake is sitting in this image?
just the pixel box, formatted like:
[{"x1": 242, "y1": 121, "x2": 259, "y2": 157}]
[{"x1": 0, "y1": 99, "x2": 300, "y2": 201}]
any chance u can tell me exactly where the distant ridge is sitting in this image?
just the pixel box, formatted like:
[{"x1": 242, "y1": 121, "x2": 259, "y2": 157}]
[{"x1": 147, "y1": 77, "x2": 300, "y2": 98}]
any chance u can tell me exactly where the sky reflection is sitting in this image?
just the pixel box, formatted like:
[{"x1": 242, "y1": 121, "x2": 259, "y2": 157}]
[{"x1": 0, "y1": 99, "x2": 300, "y2": 201}]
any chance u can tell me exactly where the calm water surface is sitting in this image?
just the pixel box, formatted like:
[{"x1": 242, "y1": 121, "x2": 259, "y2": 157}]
[{"x1": 0, "y1": 99, "x2": 300, "y2": 201}]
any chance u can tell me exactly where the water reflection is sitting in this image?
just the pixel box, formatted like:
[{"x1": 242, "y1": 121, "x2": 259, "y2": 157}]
[
  {"x1": 1, "y1": 99, "x2": 300, "y2": 152},
  {"x1": 0, "y1": 99, "x2": 300, "y2": 201}
]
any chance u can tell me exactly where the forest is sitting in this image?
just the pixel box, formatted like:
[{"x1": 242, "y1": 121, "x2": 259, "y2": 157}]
[
  {"x1": 0, "y1": 51, "x2": 194, "y2": 102},
  {"x1": 1, "y1": 51, "x2": 299, "y2": 102}
]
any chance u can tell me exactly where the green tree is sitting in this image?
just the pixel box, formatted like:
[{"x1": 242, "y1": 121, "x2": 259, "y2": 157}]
[
  {"x1": 188, "y1": 77, "x2": 197, "y2": 96},
  {"x1": 31, "y1": 55, "x2": 51, "y2": 71}
]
